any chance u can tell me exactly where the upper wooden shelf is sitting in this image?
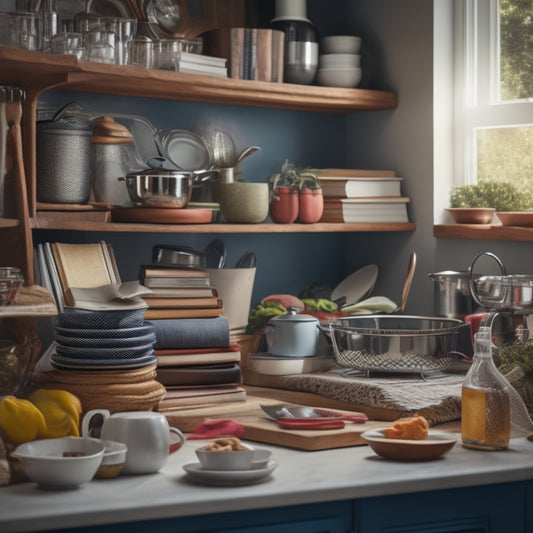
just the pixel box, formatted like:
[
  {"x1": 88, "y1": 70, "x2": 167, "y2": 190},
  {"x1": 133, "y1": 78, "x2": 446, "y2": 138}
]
[
  {"x1": 31, "y1": 211, "x2": 416, "y2": 234},
  {"x1": 434, "y1": 224, "x2": 533, "y2": 242},
  {"x1": 0, "y1": 46, "x2": 398, "y2": 114}
]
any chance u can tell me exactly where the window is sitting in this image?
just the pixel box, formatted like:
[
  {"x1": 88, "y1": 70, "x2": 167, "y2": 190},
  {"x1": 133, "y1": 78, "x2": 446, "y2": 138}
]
[{"x1": 454, "y1": 0, "x2": 533, "y2": 190}]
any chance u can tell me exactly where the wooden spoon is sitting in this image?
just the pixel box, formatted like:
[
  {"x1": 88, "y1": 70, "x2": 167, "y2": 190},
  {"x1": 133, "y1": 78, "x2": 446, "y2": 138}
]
[{"x1": 398, "y1": 252, "x2": 416, "y2": 312}]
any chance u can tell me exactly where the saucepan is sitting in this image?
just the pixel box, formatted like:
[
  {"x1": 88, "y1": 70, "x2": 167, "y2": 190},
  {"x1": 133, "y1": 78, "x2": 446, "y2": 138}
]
[{"x1": 119, "y1": 168, "x2": 215, "y2": 208}]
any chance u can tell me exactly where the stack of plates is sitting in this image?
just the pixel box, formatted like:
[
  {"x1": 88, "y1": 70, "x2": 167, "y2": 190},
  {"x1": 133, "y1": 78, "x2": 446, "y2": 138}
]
[{"x1": 52, "y1": 323, "x2": 157, "y2": 370}]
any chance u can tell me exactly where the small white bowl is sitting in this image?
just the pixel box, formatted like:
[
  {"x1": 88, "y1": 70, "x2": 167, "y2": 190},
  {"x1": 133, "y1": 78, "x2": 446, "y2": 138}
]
[
  {"x1": 321, "y1": 35, "x2": 362, "y2": 55},
  {"x1": 319, "y1": 53, "x2": 360, "y2": 69},
  {"x1": 12, "y1": 437, "x2": 104, "y2": 489},
  {"x1": 317, "y1": 67, "x2": 362, "y2": 88},
  {"x1": 95, "y1": 439, "x2": 128, "y2": 479},
  {"x1": 195, "y1": 444, "x2": 255, "y2": 471}
]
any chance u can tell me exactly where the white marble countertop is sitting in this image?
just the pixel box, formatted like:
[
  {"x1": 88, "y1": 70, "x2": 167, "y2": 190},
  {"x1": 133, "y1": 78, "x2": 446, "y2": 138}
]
[{"x1": 2, "y1": 432, "x2": 533, "y2": 532}]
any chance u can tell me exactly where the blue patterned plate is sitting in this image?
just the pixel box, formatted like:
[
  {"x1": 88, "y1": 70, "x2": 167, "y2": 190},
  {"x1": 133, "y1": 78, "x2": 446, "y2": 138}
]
[
  {"x1": 55, "y1": 343, "x2": 154, "y2": 360},
  {"x1": 55, "y1": 323, "x2": 154, "y2": 339},
  {"x1": 58, "y1": 308, "x2": 145, "y2": 329},
  {"x1": 55, "y1": 332, "x2": 156, "y2": 349},
  {"x1": 51, "y1": 353, "x2": 158, "y2": 370}
]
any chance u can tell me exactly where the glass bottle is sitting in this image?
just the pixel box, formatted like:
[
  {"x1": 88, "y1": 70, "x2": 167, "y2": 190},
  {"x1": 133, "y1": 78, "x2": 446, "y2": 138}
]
[{"x1": 461, "y1": 326, "x2": 511, "y2": 450}]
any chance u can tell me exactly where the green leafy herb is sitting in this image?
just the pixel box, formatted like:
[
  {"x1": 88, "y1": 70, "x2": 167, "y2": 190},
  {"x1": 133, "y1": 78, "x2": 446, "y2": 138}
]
[{"x1": 449, "y1": 180, "x2": 533, "y2": 211}]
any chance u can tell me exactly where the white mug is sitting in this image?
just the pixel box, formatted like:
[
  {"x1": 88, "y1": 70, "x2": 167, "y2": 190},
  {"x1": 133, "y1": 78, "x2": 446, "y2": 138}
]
[{"x1": 82, "y1": 409, "x2": 185, "y2": 474}]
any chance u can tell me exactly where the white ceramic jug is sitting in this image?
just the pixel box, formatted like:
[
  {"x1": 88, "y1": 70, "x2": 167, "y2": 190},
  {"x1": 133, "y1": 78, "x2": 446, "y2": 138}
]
[{"x1": 82, "y1": 409, "x2": 185, "y2": 474}]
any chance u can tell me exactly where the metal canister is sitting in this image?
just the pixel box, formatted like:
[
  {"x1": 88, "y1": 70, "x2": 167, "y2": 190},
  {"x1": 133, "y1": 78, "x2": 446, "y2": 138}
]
[
  {"x1": 36, "y1": 108, "x2": 93, "y2": 203},
  {"x1": 429, "y1": 270, "x2": 482, "y2": 320}
]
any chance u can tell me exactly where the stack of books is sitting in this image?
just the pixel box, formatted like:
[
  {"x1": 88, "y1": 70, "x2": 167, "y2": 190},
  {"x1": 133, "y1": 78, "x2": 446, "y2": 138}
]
[
  {"x1": 150, "y1": 317, "x2": 246, "y2": 411},
  {"x1": 139, "y1": 265, "x2": 223, "y2": 320},
  {"x1": 174, "y1": 51, "x2": 228, "y2": 78},
  {"x1": 317, "y1": 168, "x2": 410, "y2": 223}
]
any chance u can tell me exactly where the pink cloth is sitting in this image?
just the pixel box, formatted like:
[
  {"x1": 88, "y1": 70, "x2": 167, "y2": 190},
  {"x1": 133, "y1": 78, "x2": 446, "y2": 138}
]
[{"x1": 187, "y1": 419, "x2": 245, "y2": 440}]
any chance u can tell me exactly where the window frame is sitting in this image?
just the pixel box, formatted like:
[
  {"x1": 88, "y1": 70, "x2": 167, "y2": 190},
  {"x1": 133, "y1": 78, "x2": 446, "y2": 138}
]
[{"x1": 453, "y1": 0, "x2": 533, "y2": 187}]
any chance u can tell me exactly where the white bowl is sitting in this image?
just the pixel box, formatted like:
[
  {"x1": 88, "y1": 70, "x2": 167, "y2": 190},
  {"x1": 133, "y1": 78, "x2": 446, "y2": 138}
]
[
  {"x1": 95, "y1": 439, "x2": 128, "y2": 479},
  {"x1": 319, "y1": 53, "x2": 360, "y2": 69},
  {"x1": 12, "y1": 437, "x2": 104, "y2": 489},
  {"x1": 321, "y1": 35, "x2": 362, "y2": 54},
  {"x1": 317, "y1": 67, "x2": 362, "y2": 88},
  {"x1": 195, "y1": 444, "x2": 255, "y2": 471}
]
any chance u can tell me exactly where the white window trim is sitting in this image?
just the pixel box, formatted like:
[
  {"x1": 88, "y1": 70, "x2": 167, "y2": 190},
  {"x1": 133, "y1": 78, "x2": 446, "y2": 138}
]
[{"x1": 435, "y1": 0, "x2": 533, "y2": 223}]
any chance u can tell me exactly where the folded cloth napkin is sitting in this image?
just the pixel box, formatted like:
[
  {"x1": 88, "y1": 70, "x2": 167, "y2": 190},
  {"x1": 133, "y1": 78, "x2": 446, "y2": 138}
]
[
  {"x1": 151, "y1": 316, "x2": 230, "y2": 350},
  {"x1": 187, "y1": 419, "x2": 245, "y2": 440}
]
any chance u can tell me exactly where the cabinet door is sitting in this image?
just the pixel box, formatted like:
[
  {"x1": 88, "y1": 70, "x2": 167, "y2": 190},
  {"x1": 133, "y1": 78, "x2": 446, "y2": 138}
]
[{"x1": 356, "y1": 481, "x2": 530, "y2": 533}]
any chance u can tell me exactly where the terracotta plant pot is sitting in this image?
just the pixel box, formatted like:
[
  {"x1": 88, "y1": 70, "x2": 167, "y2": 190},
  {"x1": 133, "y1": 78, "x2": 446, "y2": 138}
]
[
  {"x1": 299, "y1": 188, "x2": 324, "y2": 223},
  {"x1": 446, "y1": 208, "x2": 495, "y2": 224},
  {"x1": 270, "y1": 186, "x2": 299, "y2": 223}
]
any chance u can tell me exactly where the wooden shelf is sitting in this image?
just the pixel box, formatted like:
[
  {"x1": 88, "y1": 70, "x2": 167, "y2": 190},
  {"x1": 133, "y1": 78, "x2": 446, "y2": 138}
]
[
  {"x1": 0, "y1": 218, "x2": 20, "y2": 228},
  {"x1": 0, "y1": 46, "x2": 398, "y2": 114},
  {"x1": 31, "y1": 211, "x2": 416, "y2": 234},
  {"x1": 434, "y1": 224, "x2": 533, "y2": 242}
]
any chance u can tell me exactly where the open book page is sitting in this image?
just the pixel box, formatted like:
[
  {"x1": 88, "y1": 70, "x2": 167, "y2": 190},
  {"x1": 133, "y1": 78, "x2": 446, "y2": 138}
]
[{"x1": 65, "y1": 281, "x2": 151, "y2": 310}]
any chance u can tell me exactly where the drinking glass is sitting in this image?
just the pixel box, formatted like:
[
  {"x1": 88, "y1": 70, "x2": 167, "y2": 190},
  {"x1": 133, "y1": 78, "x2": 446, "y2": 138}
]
[
  {"x1": 128, "y1": 36, "x2": 154, "y2": 69},
  {"x1": 8, "y1": 12, "x2": 42, "y2": 51},
  {"x1": 50, "y1": 32, "x2": 83, "y2": 58},
  {"x1": 82, "y1": 29, "x2": 116, "y2": 64}
]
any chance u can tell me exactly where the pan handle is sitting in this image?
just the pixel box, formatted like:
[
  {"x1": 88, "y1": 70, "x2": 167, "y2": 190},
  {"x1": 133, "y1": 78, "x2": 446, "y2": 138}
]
[{"x1": 468, "y1": 251, "x2": 507, "y2": 307}]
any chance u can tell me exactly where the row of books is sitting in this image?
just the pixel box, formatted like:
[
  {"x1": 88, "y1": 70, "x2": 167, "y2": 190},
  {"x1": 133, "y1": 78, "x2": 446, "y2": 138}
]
[
  {"x1": 316, "y1": 168, "x2": 410, "y2": 223},
  {"x1": 139, "y1": 264, "x2": 223, "y2": 320},
  {"x1": 174, "y1": 51, "x2": 228, "y2": 78}
]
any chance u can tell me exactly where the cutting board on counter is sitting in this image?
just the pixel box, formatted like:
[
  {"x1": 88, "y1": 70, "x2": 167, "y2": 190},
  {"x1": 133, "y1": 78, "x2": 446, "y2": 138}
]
[{"x1": 164, "y1": 388, "x2": 396, "y2": 451}]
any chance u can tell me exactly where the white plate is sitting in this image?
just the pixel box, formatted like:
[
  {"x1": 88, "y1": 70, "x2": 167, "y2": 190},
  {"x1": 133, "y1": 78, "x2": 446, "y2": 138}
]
[
  {"x1": 183, "y1": 460, "x2": 278, "y2": 486},
  {"x1": 161, "y1": 130, "x2": 211, "y2": 171},
  {"x1": 331, "y1": 264, "x2": 378, "y2": 307},
  {"x1": 249, "y1": 354, "x2": 335, "y2": 375}
]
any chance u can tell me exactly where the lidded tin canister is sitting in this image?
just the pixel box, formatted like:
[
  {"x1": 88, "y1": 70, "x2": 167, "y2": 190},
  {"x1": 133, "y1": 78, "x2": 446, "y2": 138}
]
[{"x1": 36, "y1": 104, "x2": 93, "y2": 204}]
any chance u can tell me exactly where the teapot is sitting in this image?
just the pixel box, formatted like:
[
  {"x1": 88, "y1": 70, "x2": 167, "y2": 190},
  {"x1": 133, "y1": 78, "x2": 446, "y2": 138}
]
[{"x1": 82, "y1": 409, "x2": 185, "y2": 475}]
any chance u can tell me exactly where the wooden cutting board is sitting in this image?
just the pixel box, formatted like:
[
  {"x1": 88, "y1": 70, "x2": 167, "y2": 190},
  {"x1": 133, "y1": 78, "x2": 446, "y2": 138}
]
[{"x1": 164, "y1": 388, "x2": 397, "y2": 451}]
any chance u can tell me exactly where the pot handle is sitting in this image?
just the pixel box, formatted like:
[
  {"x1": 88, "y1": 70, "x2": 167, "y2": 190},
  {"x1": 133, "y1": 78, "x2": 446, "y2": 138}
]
[
  {"x1": 81, "y1": 409, "x2": 110, "y2": 438},
  {"x1": 468, "y1": 251, "x2": 507, "y2": 307},
  {"x1": 192, "y1": 169, "x2": 218, "y2": 184}
]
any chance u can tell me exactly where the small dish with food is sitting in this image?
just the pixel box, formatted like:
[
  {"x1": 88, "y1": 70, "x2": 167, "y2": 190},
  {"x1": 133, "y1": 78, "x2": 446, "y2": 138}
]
[
  {"x1": 361, "y1": 416, "x2": 457, "y2": 461},
  {"x1": 195, "y1": 437, "x2": 256, "y2": 471}
]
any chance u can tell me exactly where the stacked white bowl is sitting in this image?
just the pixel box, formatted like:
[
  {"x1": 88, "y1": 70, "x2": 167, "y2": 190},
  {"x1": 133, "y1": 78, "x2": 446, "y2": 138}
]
[{"x1": 317, "y1": 35, "x2": 362, "y2": 88}]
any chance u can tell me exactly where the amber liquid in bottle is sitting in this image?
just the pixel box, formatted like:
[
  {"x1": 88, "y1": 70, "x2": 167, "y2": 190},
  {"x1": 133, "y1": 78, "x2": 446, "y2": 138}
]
[
  {"x1": 461, "y1": 326, "x2": 511, "y2": 451},
  {"x1": 462, "y1": 386, "x2": 511, "y2": 450}
]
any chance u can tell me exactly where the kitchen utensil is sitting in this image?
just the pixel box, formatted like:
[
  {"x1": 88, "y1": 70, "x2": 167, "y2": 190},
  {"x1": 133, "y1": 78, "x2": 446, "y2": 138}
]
[
  {"x1": 249, "y1": 353, "x2": 334, "y2": 375},
  {"x1": 469, "y1": 251, "x2": 533, "y2": 311},
  {"x1": 95, "y1": 439, "x2": 128, "y2": 479},
  {"x1": 398, "y1": 252, "x2": 416, "y2": 312},
  {"x1": 204, "y1": 238, "x2": 226, "y2": 268},
  {"x1": 331, "y1": 264, "x2": 378, "y2": 308},
  {"x1": 119, "y1": 169, "x2": 211, "y2": 208},
  {"x1": 81, "y1": 409, "x2": 185, "y2": 474},
  {"x1": 235, "y1": 251, "x2": 256, "y2": 268},
  {"x1": 152, "y1": 244, "x2": 206, "y2": 267},
  {"x1": 324, "y1": 315, "x2": 469, "y2": 375},
  {"x1": 182, "y1": 460, "x2": 278, "y2": 486},
  {"x1": 237, "y1": 145, "x2": 261, "y2": 163},
  {"x1": 264, "y1": 307, "x2": 320, "y2": 357},
  {"x1": 209, "y1": 129, "x2": 237, "y2": 169},
  {"x1": 161, "y1": 129, "x2": 211, "y2": 171},
  {"x1": 195, "y1": 443, "x2": 255, "y2": 471},
  {"x1": 429, "y1": 269, "x2": 482, "y2": 319},
  {"x1": 260, "y1": 404, "x2": 369, "y2": 423},
  {"x1": 36, "y1": 103, "x2": 93, "y2": 204}
]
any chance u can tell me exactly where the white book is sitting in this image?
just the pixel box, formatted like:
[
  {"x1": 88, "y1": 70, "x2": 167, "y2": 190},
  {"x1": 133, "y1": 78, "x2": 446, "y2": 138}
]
[
  {"x1": 322, "y1": 197, "x2": 410, "y2": 223},
  {"x1": 320, "y1": 177, "x2": 403, "y2": 198},
  {"x1": 176, "y1": 63, "x2": 228, "y2": 78},
  {"x1": 177, "y1": 52, "x2": 227, "y2": 67}
]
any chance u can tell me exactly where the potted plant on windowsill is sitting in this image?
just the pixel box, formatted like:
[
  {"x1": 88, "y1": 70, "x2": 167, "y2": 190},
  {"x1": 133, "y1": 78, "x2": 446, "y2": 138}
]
[{"x1": 447, "y1": 180, "x2": 533, "y2": 224}]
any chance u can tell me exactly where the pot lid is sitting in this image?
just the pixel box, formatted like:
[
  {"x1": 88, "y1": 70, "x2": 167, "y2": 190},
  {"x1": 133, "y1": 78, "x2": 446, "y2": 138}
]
[
  {"x1": 91, "y1": 116, "x2": 133, "y2": 144},
  {"x1": 271, "y1": 307, "x2": 318, "y2": 323},
  {"x1": 429, "y1": 270, "x2": 470, "y2": 278},
  {"x1": 126, "y1": 169, "x2": 194, "y2": 178}
]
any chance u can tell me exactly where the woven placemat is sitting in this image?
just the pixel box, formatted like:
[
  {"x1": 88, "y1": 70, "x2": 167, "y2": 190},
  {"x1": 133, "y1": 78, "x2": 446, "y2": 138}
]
[{"x1": 282, "y1": 369, "x2": 464, "y2": 425}]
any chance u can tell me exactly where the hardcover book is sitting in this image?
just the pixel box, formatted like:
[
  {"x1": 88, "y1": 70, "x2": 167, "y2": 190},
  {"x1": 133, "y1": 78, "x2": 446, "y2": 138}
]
[
  {"x1": 320, "y1": 177, "x2": 403, "y2": 198},
  {"x1": 320, "y1": 197, "x2": 410, "y2": 223}
]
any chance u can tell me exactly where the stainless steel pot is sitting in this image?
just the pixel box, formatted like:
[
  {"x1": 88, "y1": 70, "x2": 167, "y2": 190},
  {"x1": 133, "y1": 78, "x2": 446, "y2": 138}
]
[
  {"x1": 119, "y1": 169, "x2": 214, "y2": 208},
  {"x1": 323, "y1": 315, "x2": 469, "y2": 375},
  {"x1": 429, "y1": 270, "x2": 481, "y2": 319}
]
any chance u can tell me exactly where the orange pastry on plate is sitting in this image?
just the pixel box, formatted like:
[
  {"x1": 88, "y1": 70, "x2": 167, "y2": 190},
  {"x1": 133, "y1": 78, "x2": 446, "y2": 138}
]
[{"x1": 384, "y1": 416, "x2": 429, "y2": 440}]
